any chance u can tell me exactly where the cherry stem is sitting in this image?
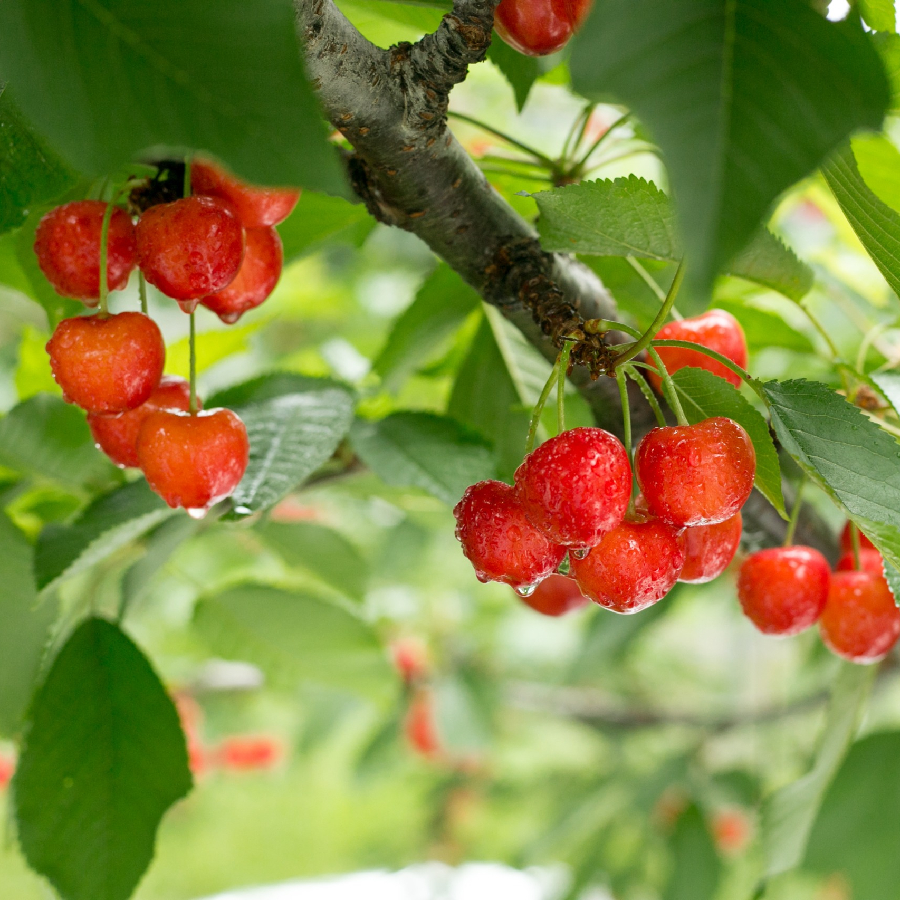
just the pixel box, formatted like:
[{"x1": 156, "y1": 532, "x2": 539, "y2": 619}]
[
  {"x1": 446, "y1": 110, "x2": 555, "y2": 168},
  {"x1": 560, "y1": 102, "x2": 595, "y2": 165},
  {"x1": 189, "y1": 310, "x2": 198, "y2": 414},
  {"x1": 647, "y1": 345, "x2": 689, "y2": 426},
  {"x1": 584, "y1": 318, "x2": 641, "y2": 340},
  {"x1": 557, "y1": 338, "x2": 575, "y2": 434},
  {"x1": 783, "y1": 478, "x2": 807, "y2": 548},
  {"x1": 624, "y1": 363, "x2": 666, "y2": 428},
  {"x1": 98, "y1": 200, "x2": 115, "y2": 315},
  {"x1": 616, "y1": 367, "x2": 632, "y2": 455},
  {"x1": 525, "y1": 356, "x2": 560, "y2": 455},
  {"x1": 651, "y1": 339, "x2": 754, "y2": 386},
  {"x1": 138, "y1": 271, "x2": 148, "y2": 314},
  {"x1": 611, "y1": 258, "x2": 685, "y2": 368},
  {"x1": 850, "y1": 521, "x2": 862, "y2": 570},
  {"x1": 572, "y1": 111, "x2": 632, "y2": 172}
]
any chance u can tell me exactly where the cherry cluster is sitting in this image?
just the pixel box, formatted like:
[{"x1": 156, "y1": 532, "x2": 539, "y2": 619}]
[
  {"x1": 738, "y1": 524, "x2": 900, "y2": 664},
  {"x1": 35, "y1": 159, "x2": 300, "y2": 514},
  {"x1": 454, "y1": 417, "x2": 756, "y2": 615}
]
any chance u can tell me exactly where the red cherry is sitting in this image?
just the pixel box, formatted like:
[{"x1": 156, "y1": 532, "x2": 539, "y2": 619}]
[
  {"x1": 635, "y1": 417, "x2": 755, "y2": 527},
  {"x1": 648, "y1": 309, "x2": 748, "y2": 391},
  {"x1": 453, "y1": 480, "x2": 566, "y2": 590},
  {"x1": 712, "y1": 808, "x2": 752, "y2": 856},
  {"x1": 191, "y1": 158, "x2": 301, "y2": 228},
  {"x1": 391, "y1": 637, "x2": 430, "y2": 684},
  {"x1": 737, "y1": 546, "x2": 830, "y2": 636},
  {"x1": 838, "y1": 521, "x2": 877, "y2": 554},
  {"x1": 570, "y1": 516, "x2": 684, "y2": 614},
  {"x1": 200, "y1": 226, "x2": 283, "y2": 323},
  {"x1": 135, "y1": 196, "x2": 245, "y2": 306},
  {"x1": 494, "y1": 0, "x2": 593, "y2": 56},
  {"x1": 820, "y1": 570, "x2": 900, "y2": 663},
  {"x1": 46, "y1": 312, "x2": 165, "y2": 414},
  {"x1": 216, "y1": 735, "x2": 284, "y2": 771},
  {"x1": 137, "y1": 408, "x2": 249, "y2": 513},
  {"x1": 679, "y1": 513, "x2": 743, "y2": 584},
  {"x1": 405, "y1": 689, "x2": 441, "y2": 759},
  {"x1": 34, "y1": 201, "x2": 136, "y2": 304},
  {"x1": 517, "y1": 573, "x2": 589, "y2": 616},
  {"x1": 513, "y1": 427, "x2": 632, "y2": 548},
  {"x1": 836, "y1": 549, "x2": 884, "y2": 578},
  {"x1": 88, "y1": 376, "x2": 196, "y2": 468},
  {"x1": 0, "y1": 754, "x2": 14, "y2": 790}
]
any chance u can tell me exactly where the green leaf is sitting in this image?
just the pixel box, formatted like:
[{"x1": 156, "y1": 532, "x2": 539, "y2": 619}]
[
  {"x1": 374, "y1": 264, "x2": 480, "y2": 391},
  {"x1": 0, "y1": 0, "x2": 344, "y2": 194},
  {"x1": 351, "y1": 412, "x2": 496, "y2": 506},
  {"x1": 229, "y1": 389, "x2": 355, "y2": 517},
  {"x1": 715, "y1": 300, "x2": 816, "y2": 355},
  {"x1": 0, "y1": 394, "x2": 117, "y2": 490},
  {"x1": 0, "y1": 88, "x2": 77, "y2": 237},
  {"x1": 761, "y1": 378, "x2": 900, "y2": 574},
  {"x1": 870, "y1": 372, "x2": 900, "y2": 415},
  {"x1": 663, "y1": 804, "x2": 721, "y2": 900},
  {"x1": 805, "y1": 731, "x2": 900, "y2": 899},
  {"x1": 860, "y1": 0, "x2": 896, "y2": 32},
  {"x1": 14, "y1": 617, "x2": 192, "y2": 900},
  {"x1": 14, "y1": 325, "x2": 60, "y2": 401},
  {"x1": 35, "y1": 480, "x2": 173, "y2": 592},
  {"x1": 824, "y1": 143, "x2": 900, "y2": 297},
  {"x1": 278, "y1": 193, "x2": 375, "y2": 265},
  {"x1": 569, "y1": 0, "x2": 889, "y2": 297},
  {"x1": 207, "y1": 372, "x2": 352, "y2": 408},
  {"x1": 0, "y1": 513, "x2": 56, "y2": 737},
  {"x1": 487, "y1": 41, "x2": 543, "y2": 112},
  {"x1": 762, "y1": 664, "x2": 874, "y2": 877},
  {"x1": 672, "y1": 368, "x2": 786, "y2": 518},
  {"x1": 193, "y1": 583, "x2": 395, "y2": 703},
  {"x1": 852, "y1": 133, "x2": 900, "y2": 212},
  {"x1": 875, "y1": 33, "x2": 900, "y2": 111},
  {"x1": 165, "y1": 318, "x2": 264, "y2": 380},
  {"x1": 535, "y1": 177, "x2": 813, "y2": 302},
  {"x1": 257, "y1": 520, "x2": 369, "y2": 603}
]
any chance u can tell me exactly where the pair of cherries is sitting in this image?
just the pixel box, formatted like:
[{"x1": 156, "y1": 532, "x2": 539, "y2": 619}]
[
  {"x1": 738, "y1": 524, "x2": 900, "y2": 664},
  {"x1": 454, "y1": 415, "x2": 756, "y2": 615}
]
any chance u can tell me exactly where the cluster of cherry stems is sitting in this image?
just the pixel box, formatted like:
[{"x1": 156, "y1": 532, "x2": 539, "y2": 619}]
[
  {"x1": 35, "y1": 159, "x2": 300, "y2": 516},
  {"x1": 454, "y1": 309, "x2": 900, "y2": 666}
]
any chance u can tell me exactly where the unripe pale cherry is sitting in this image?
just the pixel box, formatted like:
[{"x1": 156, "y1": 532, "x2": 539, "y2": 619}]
[
  {"x1": 635, "y1": 417, "x2": 755, "y2": 527},
  {"x1": 135, "y1": 196, "x2": 245, "y2": 307},
  {"x1": 494, "y1": 0, "x2": 593, "y2": 56},
  {"x1": 191, "y1": 158, "x2": 301, "y2": 228},
  {"x1": 453, "y1": 480, "x2": 566, "y2": 590},
  {"x1": 737, "y1": 546, "x2": 830, "y2": 636},
  {"x1": 648, "y1": 309, "x2": 748, "y2": 391},
  {"x1": 820, "y1": 570, "x2": 900, "y2": 663},
  {"x1": 513, "y1": 427, "x2": 632, "y2": 548},
  {"x1": 87, "y1": 376, "x2": 196, "y2": 468},
  {"x1": 201, "y1": 226, "x2": 283, "y2": 323},
  {"x1": 46, "y1": 312, "x2": 165, "y2": 414},
  {"x1": 34, "y1": 201, "x2": 137, "y2": 304},
  {"x1": 570, "y1": 515, "x2": 685, "y2": 614},
  {"x1": 137, "y1": 408, "x2": 249, "y2": 514},
  {"x1": 679, "y1": 513, "x2": 743, "y2": 584},
  {"x1": 517, "y1": 573, "x2": 589, "y2": 616}
]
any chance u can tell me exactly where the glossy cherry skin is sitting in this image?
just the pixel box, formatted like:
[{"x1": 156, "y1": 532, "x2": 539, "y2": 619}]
[
  {"x1": 46, "y1": 312, "x2": 165, "y2": 414},
  {"x1": 34, "y1": 201, "x2": 136, "y2": 304},
  {"x1": 494, "y1": 0, "x2": 593, "y2": 56},
  {"x1": 135, "y1": 196, "x2": 245, "y2": 306},
  {"x1": 137, "y1": 408, "x2": 249, "y2": 513},
  {"x1": 87, "y1": 376, "x2": 196, "y2": 468},
  {"x1": 648, "y1": 309, "x2": 748, "y2": 392},
  {"x1": 514, "y1": 427, "x2": 632, "y2": 548},
  {"x1": 635, "y1": 417, "x2": 755, "y2": 527},
  {"x1": 453, "y1": 480, "x2": 566, "y2": 590},
  {"x1": 517, "y1": 573, "x2": 589, "y2": 616},
  {"x1": 820, "y1": 570, "x2": 900, "y2": 664},
  {"x1": 836, "y1": 548, "x2": 884, "y2": 578},
  {"x1": 679, "y1": 513, "x2": 743, "y2": 584},
  {"x1": 201, "y1": 226, "x2": 283, "y2": 323},
  {"x1": 737, "y1": 546, "x2": 830, "y2": 636},
  {"x1": 191, "y1": 158, "x2": 301, "y2": 228},
  {"x1": 839, "y1": 521, "x2": 877, "y2": 555},
  {"x1": 570, "y1": 516, "x2": 684, "y2": 614}
]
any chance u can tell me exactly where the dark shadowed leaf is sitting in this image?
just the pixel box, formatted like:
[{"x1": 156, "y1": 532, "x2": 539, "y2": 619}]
[
  {"x1": 663, "y1": 804, "x2": 721, "y2": 900},
  {"x1": 0, "y1": 0, "x2": 344, "y2": 193},
  {"x1": 278, "y1": 193, "x2": 375, "y2": 265},
  {"x1": 14, "y1": 617, "x2": 192, "y2": 900},
  {"x1": 487, "y1": 41, "x2": 543, "y2": 111}
]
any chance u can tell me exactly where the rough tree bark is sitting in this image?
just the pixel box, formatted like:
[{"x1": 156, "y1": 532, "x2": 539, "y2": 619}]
[{"x1": 293, "y1": 0, "x2": 833, "y2": 555}]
